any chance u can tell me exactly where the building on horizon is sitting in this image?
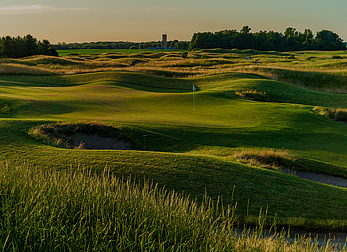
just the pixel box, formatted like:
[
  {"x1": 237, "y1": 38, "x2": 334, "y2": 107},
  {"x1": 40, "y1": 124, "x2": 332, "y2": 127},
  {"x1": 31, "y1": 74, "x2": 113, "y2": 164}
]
[
  {"x1": 161, "y1": 34, "x2": 167, "y2": 48},
  {"x1": 147, "y1": 34, "x2": 178, "y2": 50}
]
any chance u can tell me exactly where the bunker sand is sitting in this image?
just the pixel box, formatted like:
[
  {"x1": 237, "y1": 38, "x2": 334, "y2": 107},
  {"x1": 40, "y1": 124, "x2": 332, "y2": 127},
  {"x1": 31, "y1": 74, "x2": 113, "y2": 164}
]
[{"x1": 72, "y1": 133, "x2": 133, "y2": 150}]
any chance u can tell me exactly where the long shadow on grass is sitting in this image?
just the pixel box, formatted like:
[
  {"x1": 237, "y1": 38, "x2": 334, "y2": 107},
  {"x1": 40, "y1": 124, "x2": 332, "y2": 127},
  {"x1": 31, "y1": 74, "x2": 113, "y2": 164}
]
[{"x1": 0, "y1": 75, "x2": 80, "y2": 88}]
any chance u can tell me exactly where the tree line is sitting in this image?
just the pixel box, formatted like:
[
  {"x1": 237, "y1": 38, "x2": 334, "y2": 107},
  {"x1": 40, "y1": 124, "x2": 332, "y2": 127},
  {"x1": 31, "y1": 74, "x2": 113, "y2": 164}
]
[
  {"x1": 0, "y1": 35, "x2": 58, "y2": 58},
  {"x1": 54, "y1": 40, "x2": 190, "y2": 50},
  {"x1": 189, "y1": 26, "x2": 346, "y2": 51}
]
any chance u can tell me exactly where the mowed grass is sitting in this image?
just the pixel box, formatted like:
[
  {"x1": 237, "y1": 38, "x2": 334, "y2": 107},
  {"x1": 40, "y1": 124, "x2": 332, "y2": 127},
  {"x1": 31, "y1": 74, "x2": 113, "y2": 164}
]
[{"x1": 1, "y1": 51, "x2": 347, "y2": 236}]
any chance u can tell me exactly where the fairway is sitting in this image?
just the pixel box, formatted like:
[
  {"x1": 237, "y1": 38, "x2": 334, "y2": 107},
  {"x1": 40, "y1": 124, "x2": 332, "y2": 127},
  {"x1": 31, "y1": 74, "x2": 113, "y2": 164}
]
[{"x1": 1, "y1": 49, "x2": 347, "y2": 237}]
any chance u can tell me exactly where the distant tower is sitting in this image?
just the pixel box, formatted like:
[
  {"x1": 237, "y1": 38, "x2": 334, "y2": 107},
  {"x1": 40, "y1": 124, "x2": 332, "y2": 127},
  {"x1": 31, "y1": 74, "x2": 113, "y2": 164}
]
[{"x1": 161, "y1": 34, "x2": 167, "y2": 48}]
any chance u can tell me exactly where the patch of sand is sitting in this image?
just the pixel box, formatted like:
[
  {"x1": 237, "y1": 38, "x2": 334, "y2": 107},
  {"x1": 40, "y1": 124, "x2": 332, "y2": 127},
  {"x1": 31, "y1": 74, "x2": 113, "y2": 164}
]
[
  {"x1": 72, "y1": 133, "x2": 133, "y2": 150},
  {"x1": 282, "y1": 169, "x2": 347, "y2": 188}
]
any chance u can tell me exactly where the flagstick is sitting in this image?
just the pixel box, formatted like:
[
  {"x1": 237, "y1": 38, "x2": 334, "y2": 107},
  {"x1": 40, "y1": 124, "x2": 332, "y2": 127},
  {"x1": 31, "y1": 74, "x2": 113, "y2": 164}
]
[{"x1": 193, "y1": 90, "x2": 195, "y2": 114}]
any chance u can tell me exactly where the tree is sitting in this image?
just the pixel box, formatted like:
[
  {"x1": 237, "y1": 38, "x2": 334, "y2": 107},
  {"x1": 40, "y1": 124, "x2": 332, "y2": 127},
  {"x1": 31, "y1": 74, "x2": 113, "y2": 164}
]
[
  {"x1": 314, "y1": 30, "x2": 345, "y2": 50},
  {"x1": 0, "y1": 36, "x2": 16, "y2": 58},
  {"x1": 240, "y1": 26, "x2": 251, "y2": 35},
  {"x1": 188, "y1": 27, "x2": 345, "y2": 52},
  {"x1": 0, "y1": 35, "x2": 58, "y2": 58},
  {"x1": 24, "y1": 34, "x2": 39, "y2": 56}
]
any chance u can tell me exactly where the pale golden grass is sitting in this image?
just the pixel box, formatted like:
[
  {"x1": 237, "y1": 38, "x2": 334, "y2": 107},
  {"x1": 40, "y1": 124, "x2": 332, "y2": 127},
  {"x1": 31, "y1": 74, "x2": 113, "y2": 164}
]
[
  {"x1": 313, "y1": 106, "x2": 347, "y2": 121},
  {"x1": 229, "y1": 148, "x2": 294, "y2": 170},
  {"x1": 0, "y1": 63, "x2": 55, "y2": 75},
  {"x1": 230, "y1": 234, "x2": 336, "y2": 252},
  {"x1": 235, "y1": 89, "x2": 267, "y2": 101}
]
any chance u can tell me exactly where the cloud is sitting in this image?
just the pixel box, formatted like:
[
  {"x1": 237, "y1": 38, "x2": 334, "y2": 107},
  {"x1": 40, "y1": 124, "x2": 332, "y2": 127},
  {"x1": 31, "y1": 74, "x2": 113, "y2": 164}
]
[
  {"x1": 0, "y1": 5, "x2": 92, "y2": 15},
  {"x1": 144, "y1": 6, "x2": 186, "y2": 12}
]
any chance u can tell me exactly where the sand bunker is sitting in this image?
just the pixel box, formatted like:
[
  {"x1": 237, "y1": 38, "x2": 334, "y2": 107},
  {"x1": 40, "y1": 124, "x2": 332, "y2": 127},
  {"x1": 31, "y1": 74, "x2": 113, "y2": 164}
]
[
  {"x1": 295, "y1": 171, "x2": 347, "y2": 188},
  {"x1": 71, "y1": 133, "x2": 133, "y2": 150},
  {"x1": 282, "y1": 169, "x2": 347, "y2": 188}
]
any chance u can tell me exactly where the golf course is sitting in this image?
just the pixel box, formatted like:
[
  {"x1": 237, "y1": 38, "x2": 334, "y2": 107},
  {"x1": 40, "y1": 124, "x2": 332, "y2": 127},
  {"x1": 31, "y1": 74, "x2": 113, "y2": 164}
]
[{"x1": 1, "y1": 48, "x2": 347, "y2": 250}]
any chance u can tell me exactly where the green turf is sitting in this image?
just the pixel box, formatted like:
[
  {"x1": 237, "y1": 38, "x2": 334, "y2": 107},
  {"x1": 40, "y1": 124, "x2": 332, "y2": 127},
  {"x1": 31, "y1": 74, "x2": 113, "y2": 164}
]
[{"x1": 1, "y1": 51, "x2": 347, "y2": 233}]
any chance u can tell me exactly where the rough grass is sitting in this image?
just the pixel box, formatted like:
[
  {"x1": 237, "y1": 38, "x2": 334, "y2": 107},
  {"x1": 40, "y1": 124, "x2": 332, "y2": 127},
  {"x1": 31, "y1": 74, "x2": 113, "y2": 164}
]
[
  {"x1": 0, "y1": 63, "x2": 55, "y2": 75},
  {"x1": 313, "y1": 106, "x2": 347, "y2": 122},
  {"x1": 228, "y1": 148, "x2": 347, "y2": 179},
  {"x1": 235, "y1": 89, "x2": 267, "y2": 101},
  {"x1": 239, "y1": 66, "x2": 347, "y2": 93},
  {"x1": 0, "y1": 162, "x2": 232, "y2": 251},
  {"x1": 1, "y1": 161, "x2": 342, "y2": 251},
  {"x1": 230, "y1": 148, "x2": 294, "y2": 170}
]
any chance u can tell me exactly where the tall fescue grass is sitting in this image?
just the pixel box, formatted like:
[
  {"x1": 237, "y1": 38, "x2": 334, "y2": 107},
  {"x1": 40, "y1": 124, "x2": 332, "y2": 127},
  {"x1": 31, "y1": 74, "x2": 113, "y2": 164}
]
[
  {"x1": 235, "y1": 89, "x2": 267, "y2": 101},
  {"x1": 239, "y1": 66, "x2": 347, "y2": 93},
  {"x1": 135, "y1": 68, "x2": 200, "y2": 78},
  {"x1": 230, "y1": 148, "x2": 294, "y2": 171},
  {"x1": 0, "y1": 162, "x2": 340, "y2": 251},
  {"x1": 313, "y1": 106, "x2": 347, "y2": 122},
  {"x1": 0, "y1": 63, "x2": 54, "y2": 75}
]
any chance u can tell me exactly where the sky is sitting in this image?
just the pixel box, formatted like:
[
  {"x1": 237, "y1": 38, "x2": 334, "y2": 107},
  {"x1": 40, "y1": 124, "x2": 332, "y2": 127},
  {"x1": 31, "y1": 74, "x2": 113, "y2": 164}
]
[{"x1": 0, "y1": 0, "x2": 346, "y2": 44}]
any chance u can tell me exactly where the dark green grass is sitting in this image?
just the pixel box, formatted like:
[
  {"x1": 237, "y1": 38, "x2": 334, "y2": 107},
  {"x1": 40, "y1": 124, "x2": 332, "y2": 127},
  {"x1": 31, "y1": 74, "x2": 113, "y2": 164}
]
[{"x1": 1, "y1": 120, "x2": 347, "y2": 233}]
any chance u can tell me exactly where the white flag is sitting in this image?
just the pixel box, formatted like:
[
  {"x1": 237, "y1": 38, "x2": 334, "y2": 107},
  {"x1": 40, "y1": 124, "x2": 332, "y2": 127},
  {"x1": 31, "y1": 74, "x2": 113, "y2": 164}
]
[{"x1": 193, "y1": 84, "x2": 196, "y2": 92}]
